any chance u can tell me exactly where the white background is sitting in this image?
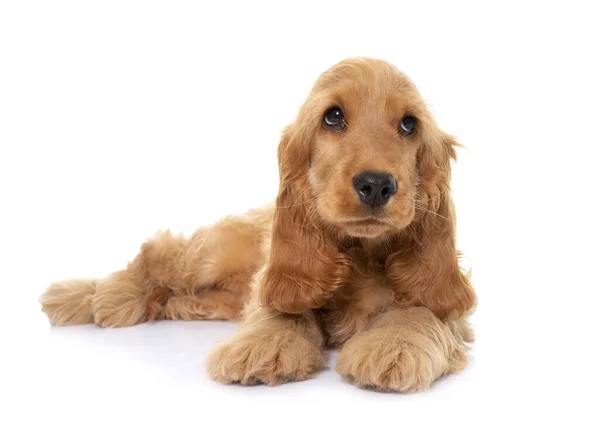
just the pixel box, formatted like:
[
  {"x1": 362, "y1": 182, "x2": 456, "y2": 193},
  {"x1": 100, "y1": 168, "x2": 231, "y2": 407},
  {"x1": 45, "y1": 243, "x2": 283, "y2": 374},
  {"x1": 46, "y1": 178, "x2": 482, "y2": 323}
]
[{"x1": 1, "y1": 1, "x2": 599, "y2": 421}]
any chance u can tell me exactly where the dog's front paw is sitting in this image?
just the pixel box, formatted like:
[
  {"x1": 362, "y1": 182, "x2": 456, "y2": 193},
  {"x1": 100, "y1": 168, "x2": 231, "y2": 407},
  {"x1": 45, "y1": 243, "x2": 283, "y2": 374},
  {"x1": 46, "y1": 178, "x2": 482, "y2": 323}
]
[
  {"x1": 336, "y1": 328, "x2": 445, "y2": 393},
  {"x1": 206, "y1": 328, "x2": 324, "y2": 386}
]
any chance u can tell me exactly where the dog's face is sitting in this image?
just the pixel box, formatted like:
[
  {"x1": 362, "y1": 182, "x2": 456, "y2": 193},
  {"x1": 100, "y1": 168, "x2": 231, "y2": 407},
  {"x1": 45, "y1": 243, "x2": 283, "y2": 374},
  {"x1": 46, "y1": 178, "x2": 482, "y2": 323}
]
[
  {"x1": 291, "y1": 59, "x2": 440, "y2": 239},
  {"x1": 262, "y1": 58, "x2": 474, "y2": 317}
]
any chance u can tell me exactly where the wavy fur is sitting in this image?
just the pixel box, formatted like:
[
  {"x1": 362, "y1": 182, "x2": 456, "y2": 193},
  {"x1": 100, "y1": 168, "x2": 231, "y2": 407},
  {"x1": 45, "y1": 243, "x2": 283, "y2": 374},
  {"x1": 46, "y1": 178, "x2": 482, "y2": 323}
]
[{"x1": 41, "y1": 58, "x2": 476, "y2": 393}]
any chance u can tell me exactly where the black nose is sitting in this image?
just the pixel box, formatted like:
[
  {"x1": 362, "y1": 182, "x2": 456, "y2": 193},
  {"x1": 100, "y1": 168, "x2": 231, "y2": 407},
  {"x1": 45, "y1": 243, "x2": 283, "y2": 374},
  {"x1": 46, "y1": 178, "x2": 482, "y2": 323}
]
[{"x1": 352, "y1": 171, "x2": 398, "y2": 207}]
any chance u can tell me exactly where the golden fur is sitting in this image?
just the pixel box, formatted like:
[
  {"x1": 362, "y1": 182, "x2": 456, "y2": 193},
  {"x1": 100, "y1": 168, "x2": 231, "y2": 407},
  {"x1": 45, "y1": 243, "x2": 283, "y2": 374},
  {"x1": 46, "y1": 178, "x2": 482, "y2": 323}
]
[{"x1": 40, "y1": 58, "x2": 476, "y2": 393}]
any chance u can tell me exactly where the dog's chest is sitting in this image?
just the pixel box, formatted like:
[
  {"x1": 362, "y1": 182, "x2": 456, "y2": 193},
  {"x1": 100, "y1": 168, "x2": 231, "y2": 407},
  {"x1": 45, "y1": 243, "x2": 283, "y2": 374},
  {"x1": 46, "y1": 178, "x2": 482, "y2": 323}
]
[{"x1": 319, "y1": 264, "x2": 395, "y2": 347}]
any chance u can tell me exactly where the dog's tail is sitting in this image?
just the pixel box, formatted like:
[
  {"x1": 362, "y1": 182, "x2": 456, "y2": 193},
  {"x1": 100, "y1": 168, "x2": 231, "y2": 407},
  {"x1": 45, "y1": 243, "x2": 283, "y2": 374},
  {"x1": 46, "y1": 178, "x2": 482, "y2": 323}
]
[{"x1": 40, "y1": 279, "x2": 98, "y2": 326}]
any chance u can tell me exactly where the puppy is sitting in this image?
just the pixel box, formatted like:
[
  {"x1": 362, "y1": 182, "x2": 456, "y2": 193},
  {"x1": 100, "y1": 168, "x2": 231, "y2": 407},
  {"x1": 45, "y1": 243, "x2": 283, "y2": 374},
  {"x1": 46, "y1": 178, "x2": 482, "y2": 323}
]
[{"x1": 41, "y1": 57, "x2": 476, "y2": 392}]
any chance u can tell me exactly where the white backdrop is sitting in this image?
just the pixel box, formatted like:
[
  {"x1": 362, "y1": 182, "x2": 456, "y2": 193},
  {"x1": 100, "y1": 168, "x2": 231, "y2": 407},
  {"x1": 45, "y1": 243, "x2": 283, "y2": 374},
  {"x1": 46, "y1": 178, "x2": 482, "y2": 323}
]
[{"x1": 1, "y1": 1, "x2": 599, "y2": 421}]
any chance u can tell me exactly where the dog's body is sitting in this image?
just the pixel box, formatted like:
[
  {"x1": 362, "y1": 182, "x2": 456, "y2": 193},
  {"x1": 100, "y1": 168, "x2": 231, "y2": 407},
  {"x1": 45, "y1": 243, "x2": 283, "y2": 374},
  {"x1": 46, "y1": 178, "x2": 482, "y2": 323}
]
[{"x1": 41, "y1": 58, "x2": 476, "y2": 392}]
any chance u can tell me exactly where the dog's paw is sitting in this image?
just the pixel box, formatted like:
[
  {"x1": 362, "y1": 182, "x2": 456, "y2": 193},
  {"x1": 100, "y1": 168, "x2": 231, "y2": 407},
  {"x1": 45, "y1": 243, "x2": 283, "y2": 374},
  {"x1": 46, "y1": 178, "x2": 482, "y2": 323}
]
[
  {"x1": 336, "y1": 328, "x2": 445, "y2": 393},
  {"x1": 40, "y1": 280, "x2": 97, "y2": 325},
  {"x1": 206, "y1": 329, "x2": 324, "y2": 385}
]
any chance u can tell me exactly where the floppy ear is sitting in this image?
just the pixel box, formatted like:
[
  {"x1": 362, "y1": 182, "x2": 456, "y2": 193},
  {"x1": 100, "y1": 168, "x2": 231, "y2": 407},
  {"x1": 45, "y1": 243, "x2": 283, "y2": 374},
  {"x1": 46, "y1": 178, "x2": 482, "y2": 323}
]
[
  {"x1": 257, "y1": 125, "x2": 352, "y2": 314},
  {"x1": 386, "y1": 133, "x2": 476, "y2": 321}
]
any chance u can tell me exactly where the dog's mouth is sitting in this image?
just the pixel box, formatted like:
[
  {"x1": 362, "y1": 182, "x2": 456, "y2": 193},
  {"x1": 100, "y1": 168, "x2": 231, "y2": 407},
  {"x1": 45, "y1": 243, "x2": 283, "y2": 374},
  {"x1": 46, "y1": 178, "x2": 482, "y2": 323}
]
[
  {"x1": 344, "y1": 217, "x2": 388, "y2": 226},
  {"x1": 339, "y1": 217, "x2": 392, "y2": 239}
]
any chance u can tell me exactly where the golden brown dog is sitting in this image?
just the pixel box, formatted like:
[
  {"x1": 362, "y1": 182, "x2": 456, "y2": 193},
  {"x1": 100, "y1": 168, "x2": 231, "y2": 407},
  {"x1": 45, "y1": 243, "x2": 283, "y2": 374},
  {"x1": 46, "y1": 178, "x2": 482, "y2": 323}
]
[{"x1": 40, "y1": 57, "x2": 476, "y2": 392}]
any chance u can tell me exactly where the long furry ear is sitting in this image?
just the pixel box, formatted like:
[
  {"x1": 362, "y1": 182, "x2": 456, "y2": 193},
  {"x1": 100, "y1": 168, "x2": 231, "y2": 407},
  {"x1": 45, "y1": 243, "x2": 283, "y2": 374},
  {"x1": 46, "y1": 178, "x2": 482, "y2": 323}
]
[
  {"x1": 386, "y1": 133, "x2": 476, "y2": 320},
  {"x1": 257, "y1": 125, "x2": 352, "y2": 314}
]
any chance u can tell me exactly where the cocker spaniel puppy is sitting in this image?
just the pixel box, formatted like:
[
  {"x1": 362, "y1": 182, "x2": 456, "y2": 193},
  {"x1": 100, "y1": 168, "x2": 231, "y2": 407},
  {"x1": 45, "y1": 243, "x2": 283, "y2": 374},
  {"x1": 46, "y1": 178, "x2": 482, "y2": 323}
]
[{"x1": 40, "y1": 58, "x2": 476, "y2": 392}]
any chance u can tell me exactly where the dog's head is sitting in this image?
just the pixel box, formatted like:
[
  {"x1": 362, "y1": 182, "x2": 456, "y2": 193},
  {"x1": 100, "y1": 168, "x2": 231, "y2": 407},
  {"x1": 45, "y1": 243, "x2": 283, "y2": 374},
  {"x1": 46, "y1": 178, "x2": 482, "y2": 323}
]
[
  {"x1": 259, "y1": 58, "x2": 476, "y2": 319},
  {"x1": 279, "y1": 58, "x2": 456, "y2": 239}
]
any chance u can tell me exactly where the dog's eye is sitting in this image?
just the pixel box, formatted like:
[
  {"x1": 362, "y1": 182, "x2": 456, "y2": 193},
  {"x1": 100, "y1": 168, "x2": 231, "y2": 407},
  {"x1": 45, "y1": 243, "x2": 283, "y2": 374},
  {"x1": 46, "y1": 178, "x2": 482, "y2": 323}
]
[
  {"x1": 323, "y1": 107, "x2": 345, "y2": 128},
  {"x1": 399, "y1": 115, "x2": 417, "y2": 135}
]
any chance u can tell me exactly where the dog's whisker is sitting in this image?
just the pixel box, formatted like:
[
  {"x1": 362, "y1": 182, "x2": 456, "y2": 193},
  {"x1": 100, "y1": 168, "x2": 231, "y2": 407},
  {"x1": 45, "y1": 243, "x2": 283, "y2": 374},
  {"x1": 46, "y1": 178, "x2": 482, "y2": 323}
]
[{"x1": 275, "y1": 198, "x2": 314, "y2": 209}]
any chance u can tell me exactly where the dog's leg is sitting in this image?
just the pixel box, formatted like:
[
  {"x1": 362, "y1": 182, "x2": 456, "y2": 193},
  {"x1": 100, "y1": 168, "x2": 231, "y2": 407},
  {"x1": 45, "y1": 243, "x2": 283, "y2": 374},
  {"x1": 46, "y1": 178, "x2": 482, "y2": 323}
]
[
  {"x1": 206, "y1": 306, "x2": 326, "y2": 385},
  {"x1": 40, "y1": 205, "x2": 273, "y2": 327},
  {"x1": 162, "y1": 289, "x2": 248, "y2": 321},
  {"x1": 335, "y1": 307, "x2": 473, "y2": 392}
]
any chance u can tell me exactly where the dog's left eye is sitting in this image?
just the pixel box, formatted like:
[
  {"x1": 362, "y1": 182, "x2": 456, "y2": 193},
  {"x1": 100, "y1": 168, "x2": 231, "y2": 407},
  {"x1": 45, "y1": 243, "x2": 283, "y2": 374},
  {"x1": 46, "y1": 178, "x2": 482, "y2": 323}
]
[{"x1": 399, "y1": 115, "x2": 417, "y2": 135}]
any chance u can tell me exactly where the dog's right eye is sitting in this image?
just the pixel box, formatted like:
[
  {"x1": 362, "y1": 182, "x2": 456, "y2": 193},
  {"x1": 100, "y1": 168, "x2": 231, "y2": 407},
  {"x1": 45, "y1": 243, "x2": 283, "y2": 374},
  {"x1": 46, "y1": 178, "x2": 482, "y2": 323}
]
[{"x1": 323, "y1": 107, "x2": 345, "y2": 128}]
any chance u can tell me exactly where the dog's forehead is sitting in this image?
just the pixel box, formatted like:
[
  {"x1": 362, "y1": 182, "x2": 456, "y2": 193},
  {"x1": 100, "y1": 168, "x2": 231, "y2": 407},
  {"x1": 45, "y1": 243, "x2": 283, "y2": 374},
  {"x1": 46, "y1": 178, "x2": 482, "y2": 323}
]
[{"x1": 314, "y1": 59, "x2": 424, "y2": 113}]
